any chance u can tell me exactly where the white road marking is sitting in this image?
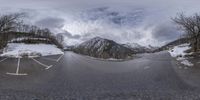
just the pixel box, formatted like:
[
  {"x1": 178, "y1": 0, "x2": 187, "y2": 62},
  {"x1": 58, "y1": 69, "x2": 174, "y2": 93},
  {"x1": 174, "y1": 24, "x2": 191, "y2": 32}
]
[
  {"x1": 45, "y1": 66, "x2": 52, "y2": 70},
  {"x1": 16, "y1": 58, "x2": 21, "y2": 74},
  {"x1": 40, "y1": 54, "x2": 64, "y2": 62},
  {"x1": 31, "y1": 58, "x2": 53, "y2": 69},
  {"x1": 0, "y1": 58, "x2": 8, "y2": 63},
  {"x1": 6, "y1": 58, "x2": 27, "y2": 76},
  {"x1": 56, "y1": 54, "x2": 64, "y2": 62},
  {"x1": 6, "y1": 72, "x2": 27, "y2": 76}
]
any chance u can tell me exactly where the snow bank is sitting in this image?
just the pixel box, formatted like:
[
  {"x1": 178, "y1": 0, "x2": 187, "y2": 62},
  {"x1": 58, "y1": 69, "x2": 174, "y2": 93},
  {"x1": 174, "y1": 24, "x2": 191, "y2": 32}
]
[
  {"x1": 1, "y1": 43, "x2": 64, "y2": 58},
  {"x1": 180, "y1": 60, "x2": 194, "y2": 67},
  {"x1": 168, "y1": 44, "x2": 190, "y2": 57},
  {"x1": 168, "y1": 44, "x2": 193, "y2": 67}
]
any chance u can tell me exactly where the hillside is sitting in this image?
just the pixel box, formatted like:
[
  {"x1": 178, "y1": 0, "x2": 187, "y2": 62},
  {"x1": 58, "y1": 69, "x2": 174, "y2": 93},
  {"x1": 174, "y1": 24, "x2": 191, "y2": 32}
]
[
  {"x1": 122, "y1": 43, "x2": 159, "y2": 53},
  {"x1": 155, "y1": 38, "x2": 189, "y2": 52},
  {"x1": 73, "y1": 37, "x2": 134, "y2": 59}
]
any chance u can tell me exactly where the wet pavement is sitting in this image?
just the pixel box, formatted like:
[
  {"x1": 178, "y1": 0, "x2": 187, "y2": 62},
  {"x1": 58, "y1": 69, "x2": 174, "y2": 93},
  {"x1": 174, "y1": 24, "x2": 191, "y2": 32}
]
[{"x1": 0, "y1": 51, "x2": 200, "y2": 100}]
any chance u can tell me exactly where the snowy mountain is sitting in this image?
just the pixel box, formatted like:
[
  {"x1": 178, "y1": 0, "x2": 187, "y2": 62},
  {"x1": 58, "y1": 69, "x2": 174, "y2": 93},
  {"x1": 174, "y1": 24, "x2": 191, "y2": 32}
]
[
  {"x1": 123, "y1": 43, "x2": 143, "y2": 49},
  {"x1": 73, "y1": 37, "x2": 134, "y2": 59},
  {"x1": 122, "y1": 43, "x2": 158, "y2": 53},
  {"x1": 146, "y1": 45, "x2": 159, "y2": 52},
  {"x1": 122, "y1": 43, "x2": 147, "y2": 53}
]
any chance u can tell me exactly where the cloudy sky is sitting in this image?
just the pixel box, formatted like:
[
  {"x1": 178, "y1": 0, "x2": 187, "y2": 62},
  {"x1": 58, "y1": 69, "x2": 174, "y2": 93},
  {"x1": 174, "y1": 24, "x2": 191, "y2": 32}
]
[{"x1": 1, "y1": 0, "x2": 200, "y2": 46}]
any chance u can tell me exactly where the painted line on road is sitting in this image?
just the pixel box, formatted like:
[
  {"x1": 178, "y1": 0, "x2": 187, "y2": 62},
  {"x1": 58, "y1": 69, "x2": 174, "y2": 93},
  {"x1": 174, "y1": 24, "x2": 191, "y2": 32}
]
[
  {"x1": 16, "y1": 58, "x2": 20, "y2": 74},
  {"x1": 6, "y1": 58, "x2": 27, "y2": 76},
  {"x1": 0, "y1": 58, "x2": 8, "y2": 63},
  {"x1": 6, "y1": 72, "x2": 27, "y2": 76},
  {"x1": 31, "y1": 58, "x2": 53, "y2": 69},
  {"x1": 56, "y1": 54, "x2": 64, "y2": 62},
  {"x1": 40, "y1": 54, "x2": 64, "y2": 62}
]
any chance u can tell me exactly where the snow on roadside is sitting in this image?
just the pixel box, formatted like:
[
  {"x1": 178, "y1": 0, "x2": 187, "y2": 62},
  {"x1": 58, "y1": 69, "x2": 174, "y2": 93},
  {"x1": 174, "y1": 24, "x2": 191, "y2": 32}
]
[
  {"x1": 168, "y1": 43, "x2": 194, "y2": 67},
  {"x1": 168, "y1": 44, "x2": 190, "y2": 57},
  {"x1": 0, "y1": 43, "x2": 64, "y2": 58},
  {"x1": 181, "y1": 60, "x2": 194, "y2": 67}
]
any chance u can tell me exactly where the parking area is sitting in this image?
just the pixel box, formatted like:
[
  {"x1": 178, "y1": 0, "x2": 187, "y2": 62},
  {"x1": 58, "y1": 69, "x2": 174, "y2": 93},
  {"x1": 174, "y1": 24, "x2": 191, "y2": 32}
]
[{"x1": 0, "y1": 54, "x2": 64, "y2": 76}]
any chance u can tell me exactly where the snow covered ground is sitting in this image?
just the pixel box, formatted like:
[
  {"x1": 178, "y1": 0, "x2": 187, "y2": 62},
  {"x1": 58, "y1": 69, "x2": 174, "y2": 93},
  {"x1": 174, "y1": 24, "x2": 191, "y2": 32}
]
[
  {"x1": 168, "y1": 44, "x2": 193, "y2": 67},
  {"x1": 168, "y1": 44, "x2": 190, "y2": 57},
  {"x1": 0, "y1": 43, "x2": 64, "y2": 58}
]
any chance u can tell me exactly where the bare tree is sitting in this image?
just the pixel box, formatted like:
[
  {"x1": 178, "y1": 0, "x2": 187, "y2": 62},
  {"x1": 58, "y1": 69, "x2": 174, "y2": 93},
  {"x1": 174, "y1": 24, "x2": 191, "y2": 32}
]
[
  {"x1": 173, "y1": 13, "x2": 200, "y2": 52},
  {"x1": 0, "y1": 13, "x2": 25, "y2": 33},
  {"x1": 56, "y1": 34, "x2": 64, "y2": 44},
  {"x1": 0, "y1": 13, "x2": 63, "y2": 49},
  {"x1": 42, "y1": 28, "x2": 51, "y2": 38},
  {"x1": 0, "y1": 13, "x2": 26, "y2": 49}
]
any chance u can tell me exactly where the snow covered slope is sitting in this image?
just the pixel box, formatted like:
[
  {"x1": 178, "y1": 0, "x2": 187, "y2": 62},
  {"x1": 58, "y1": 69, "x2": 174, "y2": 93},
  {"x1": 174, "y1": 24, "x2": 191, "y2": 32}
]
[
  {"x1": 123, "y1": 43, "x2": 143, "y2": 49},
  {"x1": 1, "y1": 43, "x2": 64, "y2": 58},
  {"x1": 123, "y1": 43, "x2": 158, "y2": 53},
  {"x1": 146, "y1": 45, "x2": 159, "y2": 51}
]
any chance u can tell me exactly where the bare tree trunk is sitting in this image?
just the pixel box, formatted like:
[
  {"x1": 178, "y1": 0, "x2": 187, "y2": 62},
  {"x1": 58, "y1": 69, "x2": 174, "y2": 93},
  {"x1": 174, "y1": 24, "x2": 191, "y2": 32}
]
[
  {"x1": 197, "y1": 36, "x2": 200, "y2": 51},
  {"x1": 193, "y1": 38, "x2": 198, "y2": 52}
]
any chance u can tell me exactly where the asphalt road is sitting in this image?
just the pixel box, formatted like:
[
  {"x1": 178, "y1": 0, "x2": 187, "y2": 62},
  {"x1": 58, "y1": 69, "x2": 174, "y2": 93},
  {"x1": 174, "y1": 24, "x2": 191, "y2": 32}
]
[{"x1": 0, "y1": 51, "x2": 200, "y2": 100}]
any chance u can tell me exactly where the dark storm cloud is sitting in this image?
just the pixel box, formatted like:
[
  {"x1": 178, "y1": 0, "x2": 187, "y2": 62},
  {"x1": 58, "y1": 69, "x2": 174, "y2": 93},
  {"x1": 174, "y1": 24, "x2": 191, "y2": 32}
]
[
  {"x1": 61, "y1": 31, "x2": 81, "y2": 39},
  {"x1": 35, "y1": 17, "x2": 65, "y2": 29},
  {"x1": 152, "y1": 22, "x2": 182, "y2": 42}
]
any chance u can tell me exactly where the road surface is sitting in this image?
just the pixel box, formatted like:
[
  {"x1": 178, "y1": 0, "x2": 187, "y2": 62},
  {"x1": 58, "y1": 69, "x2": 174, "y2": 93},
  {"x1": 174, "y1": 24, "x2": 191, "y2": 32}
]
[{"x1": 0, "y1": 51, "x2": 200, "y2": 100}]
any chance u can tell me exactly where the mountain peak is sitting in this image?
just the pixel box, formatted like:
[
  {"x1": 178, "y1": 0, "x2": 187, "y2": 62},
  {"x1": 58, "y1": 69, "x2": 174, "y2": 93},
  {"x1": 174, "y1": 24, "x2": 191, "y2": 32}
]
[
  {"x1": 91, "y1": 36, "x2": 104, "y2": 41},
  {"x1": 73, "y1": 37, "x2": 134, "y2": 59},
  {"x1": 124, "y1": 42, "x2": 143, "y2": 48}
]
